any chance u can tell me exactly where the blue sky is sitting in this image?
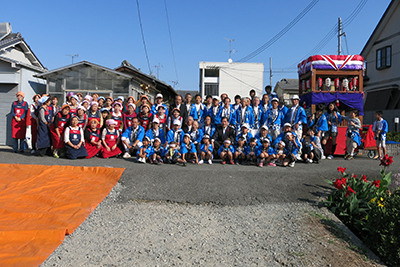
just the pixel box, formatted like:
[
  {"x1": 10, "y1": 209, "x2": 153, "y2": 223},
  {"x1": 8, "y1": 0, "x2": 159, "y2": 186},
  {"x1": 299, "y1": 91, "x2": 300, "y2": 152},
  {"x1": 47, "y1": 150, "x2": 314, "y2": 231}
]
[{"x1": 3, "y1": 0, "x2": 391, "y2": 91}]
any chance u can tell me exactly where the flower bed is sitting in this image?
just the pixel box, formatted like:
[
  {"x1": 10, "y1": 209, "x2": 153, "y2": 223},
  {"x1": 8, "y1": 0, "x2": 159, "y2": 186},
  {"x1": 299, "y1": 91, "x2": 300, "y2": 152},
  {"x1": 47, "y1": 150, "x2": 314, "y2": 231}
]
[{"x1": 325, "y1": 155, "x2": 400, "y2": 266}]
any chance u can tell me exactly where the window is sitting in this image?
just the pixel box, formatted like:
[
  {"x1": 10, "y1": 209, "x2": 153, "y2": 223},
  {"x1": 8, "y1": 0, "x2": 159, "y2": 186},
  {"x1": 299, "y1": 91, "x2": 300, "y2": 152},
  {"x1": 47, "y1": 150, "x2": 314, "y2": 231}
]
[
  {"x1": 204, "y1": 83, "x2": 219, "y2": 96},
  {"x1": 376, "y1": 46, "x2": 391, "y2": 70}
]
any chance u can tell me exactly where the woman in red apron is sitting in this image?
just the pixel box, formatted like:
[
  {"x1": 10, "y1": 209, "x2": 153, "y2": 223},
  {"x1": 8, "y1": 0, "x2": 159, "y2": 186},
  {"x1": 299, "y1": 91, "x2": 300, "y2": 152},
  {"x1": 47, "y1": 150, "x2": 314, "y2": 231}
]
[
  {"x1": 50, "y1": 104, "x2": 71, "y2": 158},
  {"x1": 101, "y1": 119, "x2": 122, "y2": 158},
  {"x1": 111, "y1": 102, "x2": 123, "y2": 131},
  {"x1": 64, "y1": 116, "x2": 88, "y2": 159},
  {"x1": 84, "y1": 119, "x2": 102, "y2": 158},
  {"x1": 30, "y1": 94, "x2": 41, "y2": 154},
  {"x1": 88, "y1": 101, "x2": 102, "y2": 128},
  {"x1": 155, "y1": 105, "x2": 167, "y2": 134},
  {"x1": 76, "y1": 106, "x2": 88, "y2": 129},
  {"x1": 137, "y1": 103, "x2": 153, "y2": 131},
  {"x1": 69, "y1": 95, "x2": 79, "y2": 115},
  {"x1": 123, "y1": 103, "x2": 137, "y2": 130},
  {"x1": 11, "y1": 92, "x2": 29, "y2": 153}
]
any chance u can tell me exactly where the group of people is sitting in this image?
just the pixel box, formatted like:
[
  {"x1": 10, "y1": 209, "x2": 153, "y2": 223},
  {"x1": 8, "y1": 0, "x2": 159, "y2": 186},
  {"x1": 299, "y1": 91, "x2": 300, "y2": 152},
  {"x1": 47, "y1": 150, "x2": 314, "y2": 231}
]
[{"x1": 10, "y1": 86, "x2": 388, "y2": 166}]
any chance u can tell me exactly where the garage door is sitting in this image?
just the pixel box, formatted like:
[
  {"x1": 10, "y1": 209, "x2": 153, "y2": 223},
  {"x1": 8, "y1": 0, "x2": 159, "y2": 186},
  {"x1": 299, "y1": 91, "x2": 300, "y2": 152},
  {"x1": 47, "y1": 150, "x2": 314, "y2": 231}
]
[{"x1": 0, "y1": 84, "x2": 19, "y2": 145}]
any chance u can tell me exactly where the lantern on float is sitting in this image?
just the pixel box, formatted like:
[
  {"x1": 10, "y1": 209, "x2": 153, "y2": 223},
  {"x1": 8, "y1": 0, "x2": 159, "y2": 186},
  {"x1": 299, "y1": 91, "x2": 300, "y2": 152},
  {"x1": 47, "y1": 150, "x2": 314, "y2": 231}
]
[
  {"x1": 334, "y1": 78, "x2": 340, "y2": 91},
  {"x1": 336, "y1": 99, "x2": 340, "y2": 107},
  {"x1": 352, "y1": 77, "x2": 358, "y2": 91},
  {"x1": 317, "y1": 77, "x2": 323, "y2": 90},
  {"x1": 301, "y1": 80, "x2": 305, "y2": 93},
  {"x1": 342, "y1": 78, "x2": 349, "y2": 91},
  {"x1": 325, "y1": 77, "x2": 331, "y2": 88},
  {"x1": 306, "y1": 79, "x2": 311, "y2": 91}
]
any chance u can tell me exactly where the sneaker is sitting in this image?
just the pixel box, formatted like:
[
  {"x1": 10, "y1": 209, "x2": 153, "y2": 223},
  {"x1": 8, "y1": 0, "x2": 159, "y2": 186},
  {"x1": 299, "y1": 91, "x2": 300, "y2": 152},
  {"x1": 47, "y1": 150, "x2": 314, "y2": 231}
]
[
  {"x1": 288, "y1": 162, "x2": 295, "y2": 168},
  {"x1": 53, "y1": 153, "x2": 59, "y2": 158},
  {"x1": 258, "y1": 162, "x2": 263, "y2": 167},
  {"x1": 296, "y1": 155, "x2": 302, "y2": 161},
  {"x1": 267, "y1": 162, "x2": 276, "y2": 166},
  {"x1": 208, "y1": 159, "x2": 213, "y2": 165},
  {"x1": 321, "y1": 155, "x2": 326, "y2": 160},
  {"x1": 222, "y1": 161, "x2": 226, "y2": 165},
  {"x1": 347, "y1": 156, "x2": 354, "y2": 160},
  {"x1": 374, "y1": 155, "x2": 380, "y2": 160},
  {"x1": 123, "y1": 152, "x2": 131, "y2": 158},
  {"x1": 199, "y1": 160, "x2": 204, "y2": 164},
  {"x1": 183, "y1": 162, "x2": 187, "y2": 167},
  {"x1": 31, "y1": 150, "x2": 36, "y2": 154},
  {"x1": 307, "y1": 159, "x2": 313, "y2": 163},
  {"x1": 158, "y1": 159, "x2": 163, "y2": 165},
  {"x1": 230, "y1": 160, "x2": 235, "y2": 165},
  {"x1": 327, "y1": 155, "x2": 334, "y2": 160},
  {"x1": 344, "y1": 154, "x2": 350, "y2": 160}
]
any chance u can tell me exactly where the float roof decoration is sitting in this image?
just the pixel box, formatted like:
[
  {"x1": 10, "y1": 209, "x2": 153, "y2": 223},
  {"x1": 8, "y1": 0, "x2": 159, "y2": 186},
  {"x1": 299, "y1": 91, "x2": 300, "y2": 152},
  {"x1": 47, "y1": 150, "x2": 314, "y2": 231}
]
[{"x1": 297, "y1": 55, "x2": 364, "y2": 76}]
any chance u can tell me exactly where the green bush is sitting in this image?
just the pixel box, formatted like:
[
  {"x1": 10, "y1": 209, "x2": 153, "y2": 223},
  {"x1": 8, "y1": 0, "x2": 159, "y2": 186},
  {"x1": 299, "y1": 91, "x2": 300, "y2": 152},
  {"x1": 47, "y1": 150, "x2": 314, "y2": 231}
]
[{"x1": 386, "y1": 132, "x2": 400, "y2": 142}]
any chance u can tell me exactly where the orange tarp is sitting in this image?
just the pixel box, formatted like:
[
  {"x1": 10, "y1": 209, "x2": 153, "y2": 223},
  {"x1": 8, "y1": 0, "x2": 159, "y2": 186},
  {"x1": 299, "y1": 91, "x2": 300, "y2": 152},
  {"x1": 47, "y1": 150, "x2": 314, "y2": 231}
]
[{"x1": 0, "y1": 164, "x2": 125, "y2": 267}]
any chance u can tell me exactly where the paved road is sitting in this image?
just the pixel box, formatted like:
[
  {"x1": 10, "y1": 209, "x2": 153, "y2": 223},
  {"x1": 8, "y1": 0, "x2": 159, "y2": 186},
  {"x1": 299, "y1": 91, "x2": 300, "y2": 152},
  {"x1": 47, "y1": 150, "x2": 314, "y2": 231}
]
[{"x1": 1, "y1": 147, "x2": 397, "y2": 206}]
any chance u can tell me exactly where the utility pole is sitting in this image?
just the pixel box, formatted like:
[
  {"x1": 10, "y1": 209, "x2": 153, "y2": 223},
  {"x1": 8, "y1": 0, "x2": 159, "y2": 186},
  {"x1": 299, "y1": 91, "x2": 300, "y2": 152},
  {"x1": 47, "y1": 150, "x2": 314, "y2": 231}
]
[
  {"x1": 338, "y1": 17, "x2": 345, "y2": 55},
  {"x1": 269, "y1": 57, "x2": 273, "y2": 86},
  {"x1": 153, "y1": 63, "x2": 163, "y2": 79},
  {"x1": 224, "y1": 38, "x2": 237, "y2": 63},
  {"x1": 66, "y1": 54, "x2": 79, "y2": 64}
]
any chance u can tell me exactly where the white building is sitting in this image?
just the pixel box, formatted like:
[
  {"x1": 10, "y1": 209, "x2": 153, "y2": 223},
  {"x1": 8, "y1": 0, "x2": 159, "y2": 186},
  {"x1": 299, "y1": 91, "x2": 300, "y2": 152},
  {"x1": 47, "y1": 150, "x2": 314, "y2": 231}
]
[
  {"x1": 361, "y1": 0, "x2": 400, "y2": 130},
  {"x1": 0, "y1": 22, "x2": 46, "y2": 145},
  {"x1": 199, "y1": 61, "x2": 264, "y2": 99}
]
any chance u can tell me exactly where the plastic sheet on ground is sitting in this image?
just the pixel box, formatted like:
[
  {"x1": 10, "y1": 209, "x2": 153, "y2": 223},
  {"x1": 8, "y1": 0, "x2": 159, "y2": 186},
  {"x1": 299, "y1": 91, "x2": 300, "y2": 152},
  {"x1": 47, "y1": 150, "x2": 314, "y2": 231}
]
[{"x1": 0, "y1": 164, "x2": 125, "y2": 267}]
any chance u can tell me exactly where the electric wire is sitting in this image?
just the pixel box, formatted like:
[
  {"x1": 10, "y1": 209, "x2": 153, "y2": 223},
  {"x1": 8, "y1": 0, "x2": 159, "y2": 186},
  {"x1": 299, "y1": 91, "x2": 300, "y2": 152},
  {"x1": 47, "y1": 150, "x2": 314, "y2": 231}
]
[
  {"x1": 164, "y1": 0, "x2": 180, "y2": 89},
  {"x1": 136, "y1": 0, "x2": 152, "y2": 75},
  {"x1": 237, "y1": 0, "x2": 320, "y2": 62}
]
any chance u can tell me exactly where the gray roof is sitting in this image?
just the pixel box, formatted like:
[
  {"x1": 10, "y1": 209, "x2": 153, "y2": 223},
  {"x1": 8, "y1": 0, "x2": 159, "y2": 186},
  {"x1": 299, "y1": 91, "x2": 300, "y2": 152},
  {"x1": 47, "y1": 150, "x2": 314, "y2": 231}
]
[
  {"x1": 0, "y1": 31, "x2": 45, "y2": 69},
  {"x1": 0, "y1": 55, "x2": 46, "y2": 73},
  {"x1": 275, "y1": 79, "x2": 298, "y2": 90}
]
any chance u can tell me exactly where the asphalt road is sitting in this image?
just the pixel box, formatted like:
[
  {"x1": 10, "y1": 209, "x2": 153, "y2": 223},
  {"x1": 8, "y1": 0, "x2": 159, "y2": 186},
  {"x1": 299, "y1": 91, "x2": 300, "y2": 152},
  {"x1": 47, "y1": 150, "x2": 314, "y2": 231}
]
[{"x1": 1, "y1": 147, "x2": 397, "y2": 206}]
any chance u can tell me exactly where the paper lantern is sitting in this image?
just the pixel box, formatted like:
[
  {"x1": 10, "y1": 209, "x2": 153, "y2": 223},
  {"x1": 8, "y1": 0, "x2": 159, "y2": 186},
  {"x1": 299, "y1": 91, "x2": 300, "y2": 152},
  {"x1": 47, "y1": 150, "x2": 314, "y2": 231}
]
[
  {"x1": 317, "y1": 78, "x2": 323, "y2": 89},
  {"x1": 301, "y1": 80, "x2": 305, "y2": 93},
  {"x1": 334, "y1": 78, "x2": 340, "y2": 91},
  {"x1": 352, "y1": 77, "x2": 358, "y2": 90},
  {"x1": 306, "y1": 79, "x2": 311, "y2": 89},
  {"x1": 325, "y1": 77, "x2": 331, "y2": 88},
  {"x1": 336, "y1": 99, "x2": 340, "y2": 107},
  {"x1": 342, "y1": 78, "x2": 349, "y2": 91}
]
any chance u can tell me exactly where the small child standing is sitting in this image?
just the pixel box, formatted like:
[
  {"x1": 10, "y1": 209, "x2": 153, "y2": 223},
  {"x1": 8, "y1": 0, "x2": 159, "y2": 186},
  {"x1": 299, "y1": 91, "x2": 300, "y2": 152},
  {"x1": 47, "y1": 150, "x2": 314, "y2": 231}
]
[
  {"x1": 301, "y1": 134, "x2": 314, "y2": 163},
  {"x1": 149, "y1": 137, "x2": 164, "y2": 164},
  {"x1": 163, "y1": 142, "x2": 181, "y2": 164},
  {"x1": 283, "y1": 132, "x2": 298, "y2": 167},
  {"x1": 199, "y1": 135, "x2": 213, "y2": 164},
  {"x1": 256, "y1": 139, "x2": 275, "y2": 167},
  {"x1": 137, "y1": 136, "x2": 152, "y2": 163},
  {"x1": 234, "y1": 136, "x2": 246, "y2": 164},
  {"x1": 342, "y1": 109, "x2": 361, "y2": 160},
  {"x1": 218, "y1": 139, "x2": 235, "y2": 165},
  {"x1": 372, "y1": 110, "x2": 388, "y2": 159},
  {"x1": 245, "y1": 138, "x2": 258, "y2": 165}
]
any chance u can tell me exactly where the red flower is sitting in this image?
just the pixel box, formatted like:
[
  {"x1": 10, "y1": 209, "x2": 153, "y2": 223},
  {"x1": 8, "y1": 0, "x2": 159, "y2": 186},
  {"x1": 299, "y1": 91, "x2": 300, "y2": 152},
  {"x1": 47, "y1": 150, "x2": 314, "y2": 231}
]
[
  {"x1": 333, "y1": 177, "x2": 347, "y2": 190},
  {"x1": 352, "y1": 174, "x2": 357, "y2": 179},
  {"x1": 361, "y1": 175, "x2": 367, "y2": 182},
  {"x1": 345, "y1": 186, "x2": 356, "y2": 197},
  {"x1": 337, "y1": 167, "x2": 347, "y2": 174},
  {"x1": 372, "y1": 180, "x2": 381, "y2": 188},
  {"x1": 380, "y1": 154, "x2": 394, "y2": 167}
]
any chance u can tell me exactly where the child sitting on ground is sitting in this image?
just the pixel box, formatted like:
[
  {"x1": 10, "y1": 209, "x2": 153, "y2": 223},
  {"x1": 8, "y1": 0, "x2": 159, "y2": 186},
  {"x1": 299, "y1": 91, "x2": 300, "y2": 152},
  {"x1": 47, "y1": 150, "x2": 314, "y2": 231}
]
[
  {"x1": 308, "y1": 128, "x2": 322, "y2": 163},
  {"x1": 199, "y1": 135, "x2": 213, "y2": 165},
  {"x1": 301, "y1": 134, "x2": 314, "y2": 163},
  {"x1": 283, "y1": 132, "x2": 298, "y2": 167},
  {"x1": 274, "y1": 141, "x2": 286, "y2": 166},
  {"x1": 163, "y1": 142, "x2": 181, "y2": 164},
  {"x1": 372, "y1": 110, "x2": 388, "y2": 159},
  {"x1": 256, "y1": 138, "x2": 275, "y2": 167},
  {"x1": 218, "y1": 139, "x2": 235, "y2": 165},
  {"x1": 234, "y1": 136, "x2": 246, "y2": 165},
  {"x1": 149, "y1": 137, "x2": 164, "y2": 164},
  {"x1": 180, "y1": 133, "x2": 199, "y2": 166},
  {"x1": 245, "y1": 138, "x2": 258, "y2": 165},
  {"x1": 342, "y1": 109, "x2": 361, "y2": 160},
  {"x1": 137, "y1": 136, "x2": 152, "y2": 163}
]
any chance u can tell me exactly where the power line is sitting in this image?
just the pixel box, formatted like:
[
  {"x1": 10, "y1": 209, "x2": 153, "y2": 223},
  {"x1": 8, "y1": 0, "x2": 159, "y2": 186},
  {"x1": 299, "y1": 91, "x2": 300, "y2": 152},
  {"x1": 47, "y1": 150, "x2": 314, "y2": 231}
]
[
  {"x1": 237, "y1": 0, "x2": 320, "y2": 62},
  {"x1": 136, "y1": 0, "x2": 152, "y2": 75},
  {"x1": 164, "y1": 0, "x2": 180, "y2": 89}
]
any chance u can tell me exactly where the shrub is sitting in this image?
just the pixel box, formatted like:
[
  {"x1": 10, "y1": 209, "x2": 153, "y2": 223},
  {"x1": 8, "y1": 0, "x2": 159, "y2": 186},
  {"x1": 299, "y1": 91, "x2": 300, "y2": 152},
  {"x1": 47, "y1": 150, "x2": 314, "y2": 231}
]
[{"x1": 386, "y1": 132, "x2": 400, "y2": 143}]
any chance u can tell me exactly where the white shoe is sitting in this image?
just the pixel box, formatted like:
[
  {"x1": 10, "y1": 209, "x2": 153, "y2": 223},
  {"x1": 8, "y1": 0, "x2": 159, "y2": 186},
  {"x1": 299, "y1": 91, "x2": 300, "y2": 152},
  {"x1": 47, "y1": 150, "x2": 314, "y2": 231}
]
[
  {"x1": 321, "y1": 155, "x2": 326, "y2": 160},
  {"x1": 123, "y1": 152, "x2": 131, "y2": 158},
  {"x1": 327, "y1": 155, "x2": 333, "y2": 160},
  {"x1": 208, "y1": 159, "x2": 213, "y2": 165},
  {"x1": 307, "y1": 159, "x2": 313, "y2": 163},
  {"x1": 296, "y1": 155, "x2": 302, "y2": 161},
  {"x1": 31, "y1": 150, "x2": 36, "y2": 154},
  {"x1": 289, "y1": 162, "x2": 295, "y2": 168},
  {"x1": 199, "y1": 160, "x2": 204, "y2": 164}
]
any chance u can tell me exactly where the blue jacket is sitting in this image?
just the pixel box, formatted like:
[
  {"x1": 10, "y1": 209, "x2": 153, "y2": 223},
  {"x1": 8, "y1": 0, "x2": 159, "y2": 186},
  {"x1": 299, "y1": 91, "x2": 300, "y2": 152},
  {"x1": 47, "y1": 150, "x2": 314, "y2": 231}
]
[
  {"x1": 151, "y1": 103, "x2": 169, "y2": 117},
  {"x1": 372, "y1": 119, "x2": 388, "y2": 136},
  {"x1": 235, "y1": 106, "x2": 254, "y2": 129},
  {"x1": 261, "y1": 108, "x2": 284, "y2": 130},
  {"x1": 166, "y1": 129, "x2": 184, "y2": 144},
  {"x1": 189, "y1": 128, "x2": 204, "y2": 144},
  {"x1": 285, "y1": 105, "x2": 307, "y2": 126},
  {"x1": 236, "y1": 132, "x2": 253, "y2": 145},
  {"x1": 308, "y1": 114, "x2": 329, "y2": 133},
  {"x1": 200, "y1": 143, "x2": 213, "y2": 153},
  {"x1": 181, "y1": 141, "x2": 197, "y2": 154},
  {"x1": 189, "y1": 103, "x2": 205, "y2": 121},
  {"x1": 136, "y1": 145, "x2": 153, "y2": 157},
  {"x1": 201, "y1": 124, "x2": 216, "y2": 139},
  {"x1": 145, "y1": 128, "x2": 166, "y2": 144},
  {"x1": 121, "y1": 125, "x2": 145, "y2": 142},
  {"x1": 218, "y1": 144, "x2": 235, "y2": 155},
  {"x1": 215, "y1": 106, "x2": 236, "y2": 126},
  {"x1": 203, "y1": 105, "x2": 220, "y2": 125},
  {"x1": 279, "y1": 105, "x2": 289, "y2": 118},
  {"x1": 149, "y1": 146, "x2": 165, "y2": 156},
  {"x1": 250, "y1": 105, "x2": 262, "y2": 129},
  {"x1": 255, "y1": 133, "x2": 272, "y2": 147},
  {"x1": 284, "y1": 140, "x2": 299, "y2": 156},
  {"x1": 273, "y1": 131, "x2": 300, "y2": 148},
  {"x1": 256, "y1": 146, "x2": 274, "y2": 157},
  {"x1": 324, "y1": 111, "x2": 342, "y2": 132},
  {"x1": 244, "y1": 145, "x2": 258, "y2": 155}
]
